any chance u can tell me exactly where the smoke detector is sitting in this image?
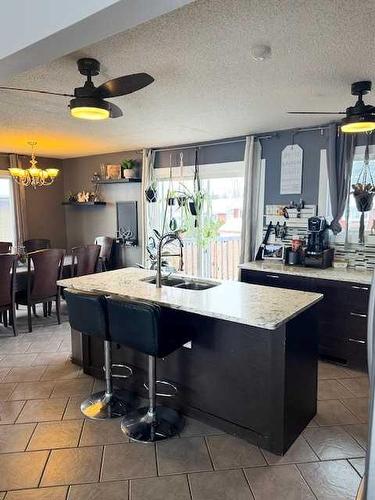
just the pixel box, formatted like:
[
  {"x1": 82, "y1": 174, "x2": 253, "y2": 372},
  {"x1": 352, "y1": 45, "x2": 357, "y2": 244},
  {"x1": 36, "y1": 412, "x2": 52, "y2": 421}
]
[{"x1": 251, "y1": 45, "x2": 272, "y2": 62}]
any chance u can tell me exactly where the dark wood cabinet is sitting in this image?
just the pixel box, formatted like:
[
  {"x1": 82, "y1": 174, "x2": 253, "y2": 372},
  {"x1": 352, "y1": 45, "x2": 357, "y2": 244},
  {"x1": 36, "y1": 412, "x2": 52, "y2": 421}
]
[{"x1": 241, "y1": 269, "x2": 369, "y2": 370}]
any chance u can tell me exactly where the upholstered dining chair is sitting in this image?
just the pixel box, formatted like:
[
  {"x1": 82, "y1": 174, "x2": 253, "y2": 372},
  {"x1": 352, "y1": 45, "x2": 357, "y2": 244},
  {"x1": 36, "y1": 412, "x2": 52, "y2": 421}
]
[
  {"x1": 94, "y1": 236, "x2": 113, "y2": 271},
  {"x1": 23, "y1": 239, "x2": 51, "y2": 253},
  {"x1": 0, "y1": 242, "x2": 12, "y2": 254},
  {"x1": 71, "y1": 244, "x2": 101, "y2": 277},
  {"x1": 0, "y1": 254, "x2": 17, "y2": 336},
  {"x1": 16, "y1": 248, "x2": 65, "y2": 332}
]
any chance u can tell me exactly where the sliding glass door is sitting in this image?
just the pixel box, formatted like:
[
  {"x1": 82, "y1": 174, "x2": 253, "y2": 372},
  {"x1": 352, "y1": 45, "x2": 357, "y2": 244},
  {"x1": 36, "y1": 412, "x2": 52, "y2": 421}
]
[{"x1": 149, "y1": 162, "x2": 244, "y2": 279}]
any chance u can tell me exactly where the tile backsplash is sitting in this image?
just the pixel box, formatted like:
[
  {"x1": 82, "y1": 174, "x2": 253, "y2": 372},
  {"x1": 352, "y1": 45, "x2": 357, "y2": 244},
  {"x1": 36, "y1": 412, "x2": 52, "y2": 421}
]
[{"x1": 263, "y1": 205, "x2": 375, "y2": 269}]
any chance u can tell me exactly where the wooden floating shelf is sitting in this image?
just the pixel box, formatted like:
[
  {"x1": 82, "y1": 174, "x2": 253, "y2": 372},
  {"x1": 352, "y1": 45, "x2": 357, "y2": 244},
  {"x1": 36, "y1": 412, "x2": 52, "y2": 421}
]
[
  {"x1": 62, "y1": 201, "x2": 107, "y2": 206},
  {"x1": 93, "y1": 178, "x2": 141, "y2": 185}
]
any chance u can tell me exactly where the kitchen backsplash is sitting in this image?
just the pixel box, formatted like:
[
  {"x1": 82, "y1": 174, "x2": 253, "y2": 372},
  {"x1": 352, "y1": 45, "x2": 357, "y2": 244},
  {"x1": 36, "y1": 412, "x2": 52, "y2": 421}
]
[{"x1": 263, "y1": 204, "x2": 375, "y2": 270}]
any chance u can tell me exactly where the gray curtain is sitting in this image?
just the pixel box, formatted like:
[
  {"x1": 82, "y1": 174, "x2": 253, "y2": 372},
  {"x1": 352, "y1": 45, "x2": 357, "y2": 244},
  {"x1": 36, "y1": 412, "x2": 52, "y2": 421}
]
[
  {"x1": 239, "y1": 136, "x2": 263, "y2": 264},
  {"x1": 327, "y1": 123, "x2": 357, "y2": 234},
  {"x1": 9, "y1": 154, "x2": 28, "y2": 246}
]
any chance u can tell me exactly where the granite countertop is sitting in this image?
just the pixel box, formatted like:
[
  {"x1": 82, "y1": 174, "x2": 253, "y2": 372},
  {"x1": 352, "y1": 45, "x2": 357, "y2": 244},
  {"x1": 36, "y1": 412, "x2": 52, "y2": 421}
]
[
  {"x1": 58, "y1": 267, "x2": 322, "y2": 331},
  {"x1": 239, "y1": 261, "x2": 373, "y2": 285}
]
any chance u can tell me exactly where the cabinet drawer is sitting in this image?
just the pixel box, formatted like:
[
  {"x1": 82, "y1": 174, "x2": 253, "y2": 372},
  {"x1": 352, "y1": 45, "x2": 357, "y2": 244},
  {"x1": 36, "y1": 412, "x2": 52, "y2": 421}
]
[
  {"x1": 343, "y1": 311, "x2": 367, "y2": 342},
  {"x1": 241, "y1": 270, "x2": 311, "y2": 291},
  {"x1": 319, "y1": 335, "x2": 348, "y2": 362},
  {"x1": 314, "y1": 281, "x2": 369, "y2": 314}
]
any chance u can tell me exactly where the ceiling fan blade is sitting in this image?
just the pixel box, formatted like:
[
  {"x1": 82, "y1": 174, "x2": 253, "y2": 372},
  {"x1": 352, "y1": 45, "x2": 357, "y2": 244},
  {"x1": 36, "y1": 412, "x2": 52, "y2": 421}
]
[
  {"x1": 287, "y1": 111, "x2": 346, "y2": 115},
  {"x1": 0, "y1": 86, "x2": 74, "y2": 97},
  {"x1": 96, "y1": 73, "x2": 154, "y2": 98},
  {"x1": 109, "y1": 102, "x2": 123, "y2": 118}
]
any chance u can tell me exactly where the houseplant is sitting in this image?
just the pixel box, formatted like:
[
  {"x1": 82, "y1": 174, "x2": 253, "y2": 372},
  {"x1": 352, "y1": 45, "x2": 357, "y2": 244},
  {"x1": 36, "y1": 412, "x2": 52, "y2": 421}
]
[
  {"x1": 352, "y1": 144, "x2": 375, "y2": 244},
  {"x1": 121, "y1": 159, "x2": 140, "y2": 179}
]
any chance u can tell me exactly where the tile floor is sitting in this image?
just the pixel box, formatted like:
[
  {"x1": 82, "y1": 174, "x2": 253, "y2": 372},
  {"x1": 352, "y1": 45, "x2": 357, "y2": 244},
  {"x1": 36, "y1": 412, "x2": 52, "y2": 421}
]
[{"x1": 0, "y1": 304, "x2": 368, "y2": 499}]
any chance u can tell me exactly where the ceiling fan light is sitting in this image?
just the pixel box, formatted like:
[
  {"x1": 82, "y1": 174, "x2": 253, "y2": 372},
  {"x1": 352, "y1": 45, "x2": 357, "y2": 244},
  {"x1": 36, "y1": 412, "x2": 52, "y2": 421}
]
[
  {"x1": 341, "y1": 114, "x2": 375, "y2": 133},
  {"x1": 69, "y1": 98, "x2": 110, "y2": 120}
]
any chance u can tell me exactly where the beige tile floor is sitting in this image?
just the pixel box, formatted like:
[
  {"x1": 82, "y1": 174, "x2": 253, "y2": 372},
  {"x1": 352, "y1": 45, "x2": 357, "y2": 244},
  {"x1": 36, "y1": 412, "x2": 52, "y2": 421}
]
[{"x1": 0, "y1": 304, "x2": 368, "y2": 499}]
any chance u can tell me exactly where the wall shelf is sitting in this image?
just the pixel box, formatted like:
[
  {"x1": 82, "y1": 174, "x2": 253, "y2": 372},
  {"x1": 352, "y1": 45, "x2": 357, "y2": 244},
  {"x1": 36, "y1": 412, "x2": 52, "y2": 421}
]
[
  {"x1": 93, "y1": 178, "x2": 141, "y2": 185},
  {"x1": 62, "y1": 201, "x2": 107, "y2": 206}
]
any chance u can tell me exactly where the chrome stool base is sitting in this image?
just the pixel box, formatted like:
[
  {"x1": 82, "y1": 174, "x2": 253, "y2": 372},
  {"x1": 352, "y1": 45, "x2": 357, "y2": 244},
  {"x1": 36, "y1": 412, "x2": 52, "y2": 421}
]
[
  {"x1": 81, "y1": 391, "x2": 128, "y2": 420},
  {"x1": 121, "y1": 406, "x2": 184, "y2": 442}
]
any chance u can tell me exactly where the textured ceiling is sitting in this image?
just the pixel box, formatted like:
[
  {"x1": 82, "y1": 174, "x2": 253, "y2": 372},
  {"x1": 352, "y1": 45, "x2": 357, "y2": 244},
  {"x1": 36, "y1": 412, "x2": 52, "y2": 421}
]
[{"x1": 1, "y1": 0, "x2": 375, "y2": 158}]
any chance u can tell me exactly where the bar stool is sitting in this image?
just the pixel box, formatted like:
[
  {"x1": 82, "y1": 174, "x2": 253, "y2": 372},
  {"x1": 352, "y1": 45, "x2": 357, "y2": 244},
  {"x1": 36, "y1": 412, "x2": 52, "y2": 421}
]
[
  {"x1": 65, "y1": 289, "x2": 132, "y2": 419},
  {"x1": 107, "y1": 296, "x2": 188, "y2": 442}
]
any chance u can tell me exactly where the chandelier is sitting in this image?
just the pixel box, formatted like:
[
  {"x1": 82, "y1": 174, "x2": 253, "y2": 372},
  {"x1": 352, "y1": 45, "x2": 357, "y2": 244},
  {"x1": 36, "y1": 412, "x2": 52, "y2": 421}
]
[{"x1": 8, "y1": 142, "x2": 59, "y2": 188}]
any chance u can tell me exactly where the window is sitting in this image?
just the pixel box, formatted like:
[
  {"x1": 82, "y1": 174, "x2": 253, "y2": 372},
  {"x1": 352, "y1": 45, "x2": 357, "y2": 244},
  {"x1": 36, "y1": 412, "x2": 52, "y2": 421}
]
[
  {"x1": 0, "y1": 172, "x2": 16, "y2": 246},
  {"x1": 332, "y1": 145, "x2": 375, "y2": 245},
  {"x1": 149, "y1": 162, "x2": 244, "y2": 279}
]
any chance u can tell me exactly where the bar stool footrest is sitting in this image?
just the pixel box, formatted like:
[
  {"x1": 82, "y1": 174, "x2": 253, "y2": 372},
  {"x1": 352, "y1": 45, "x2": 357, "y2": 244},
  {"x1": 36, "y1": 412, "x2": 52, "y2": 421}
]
[
  {"x1": 143, "y1": 380, "x2": 178, "y2": 398},
  {"x1": 102, "y1": 363, "x2": 133, "y2": 379}
]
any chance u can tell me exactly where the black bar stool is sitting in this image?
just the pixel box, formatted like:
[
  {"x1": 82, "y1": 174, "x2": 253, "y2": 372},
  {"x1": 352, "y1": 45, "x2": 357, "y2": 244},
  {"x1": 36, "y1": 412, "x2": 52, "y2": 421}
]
[
  {"x1": 107, "y1": 297, "x2": 187, "y2": 442},
  {"x1": 65, "y1": 289, "x2": 132, "y2": 419}
]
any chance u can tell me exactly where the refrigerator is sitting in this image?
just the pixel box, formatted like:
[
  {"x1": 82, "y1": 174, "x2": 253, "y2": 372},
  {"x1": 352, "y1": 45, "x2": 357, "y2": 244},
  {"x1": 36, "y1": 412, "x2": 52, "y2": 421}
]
[{"x1": 358, "y1": 271, "x2": 375, "y2": 499}]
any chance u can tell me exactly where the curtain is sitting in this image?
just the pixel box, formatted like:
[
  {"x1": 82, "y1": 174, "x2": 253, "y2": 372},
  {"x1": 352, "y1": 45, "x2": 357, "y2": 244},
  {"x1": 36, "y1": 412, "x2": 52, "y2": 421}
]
[
  {"x1": 239, "y1": 136, "x2": 263, "y2": 264},
  {"x1": 141, "y1": 148, "x2": 155, "y2": 266},
  {"x1": 327, "y1": 123, "x2": 357, "y2": 234},
  {"x1": 9, "y1": 154, "x2": 28, "y2": 246}
]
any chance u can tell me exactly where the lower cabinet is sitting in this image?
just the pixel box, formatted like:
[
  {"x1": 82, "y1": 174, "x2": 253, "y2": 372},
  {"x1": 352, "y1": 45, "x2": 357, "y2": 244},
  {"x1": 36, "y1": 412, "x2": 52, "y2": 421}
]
[{"x1": 241, "y1": 269, "x2": 369, "y2": 370}]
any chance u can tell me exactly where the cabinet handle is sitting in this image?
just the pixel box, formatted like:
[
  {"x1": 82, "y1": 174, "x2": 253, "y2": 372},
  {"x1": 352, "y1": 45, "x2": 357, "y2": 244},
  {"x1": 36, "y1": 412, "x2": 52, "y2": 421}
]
[
  {"x1": 351, "y1": 285, "x2": 369, "y2": 291},
  {"x1": 350, "y1": 312, "x2": 367, "y2": 318},
  {"x1": 266, "y1": 274, "x2": 280, "y2": 279},
  {"x1": 348, "y1": 338, "x2": 366, "y2": 344}
]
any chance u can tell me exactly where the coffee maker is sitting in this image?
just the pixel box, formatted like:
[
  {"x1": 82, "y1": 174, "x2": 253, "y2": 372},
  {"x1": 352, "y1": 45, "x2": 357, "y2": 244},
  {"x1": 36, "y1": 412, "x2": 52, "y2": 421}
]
[{"x1": 304, "y1": 216, "x2": 334, "y2": 268}]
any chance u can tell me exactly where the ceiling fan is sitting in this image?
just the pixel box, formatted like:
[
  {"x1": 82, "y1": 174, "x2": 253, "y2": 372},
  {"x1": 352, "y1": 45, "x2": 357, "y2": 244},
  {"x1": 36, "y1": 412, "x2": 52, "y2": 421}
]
[
  {"x1": 288, "y1": 81, "x2": 375, "y2": 133},
  {"x1": 0, "y1": 58, "x2": 154, "y2": 120}
]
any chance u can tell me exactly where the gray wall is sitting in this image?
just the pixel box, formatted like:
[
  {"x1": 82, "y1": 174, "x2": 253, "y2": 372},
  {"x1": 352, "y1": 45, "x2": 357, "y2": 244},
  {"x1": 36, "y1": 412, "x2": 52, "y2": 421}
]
[
  {"x1": 155, "y1": 137, "x2": 246, "y2": 168},
  {"x1": 21, "y1": 156, "x2": 66, "y2": 249},
  {"x1": 261, "y1": 128, "x2": 329, "y2": 207},
  {"x1": 0, "y1": 155, "x2": 66, "y2": 248},
  {"x1": 62, "y1": 150, "x2": 143, "y2": 266}
]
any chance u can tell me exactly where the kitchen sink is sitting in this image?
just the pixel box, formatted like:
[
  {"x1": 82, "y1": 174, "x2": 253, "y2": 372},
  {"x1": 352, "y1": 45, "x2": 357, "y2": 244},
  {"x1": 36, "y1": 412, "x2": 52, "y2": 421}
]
[
  {"x1": 140, "y1": 276, "x2": 186, "y2": 287},
  {"x1": 140, "y1": 276, "x2": 219, "y2": 290},
  {"x1": 174, "y1": 281, "x2": 219, "y2": 291}
]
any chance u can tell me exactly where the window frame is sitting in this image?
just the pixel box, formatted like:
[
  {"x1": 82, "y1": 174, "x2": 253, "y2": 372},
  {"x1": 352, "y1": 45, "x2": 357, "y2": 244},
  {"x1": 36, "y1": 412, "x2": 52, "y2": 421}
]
[{"x1": 0, "y1": 170, "x2": 17, "y2": 247}]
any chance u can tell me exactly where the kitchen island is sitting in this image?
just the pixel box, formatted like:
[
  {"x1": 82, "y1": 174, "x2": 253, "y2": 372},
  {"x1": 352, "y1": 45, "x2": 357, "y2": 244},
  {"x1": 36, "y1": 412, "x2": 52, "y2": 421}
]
[{"x1": 58, "y1": 268, "x2": 322, "y2": 455}]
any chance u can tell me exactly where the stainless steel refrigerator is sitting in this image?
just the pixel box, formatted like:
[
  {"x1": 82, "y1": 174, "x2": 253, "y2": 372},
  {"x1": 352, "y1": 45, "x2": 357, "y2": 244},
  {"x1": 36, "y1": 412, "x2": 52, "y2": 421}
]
[{"x1": 358, "y1": 271, "x2": 375, "y2": 499}]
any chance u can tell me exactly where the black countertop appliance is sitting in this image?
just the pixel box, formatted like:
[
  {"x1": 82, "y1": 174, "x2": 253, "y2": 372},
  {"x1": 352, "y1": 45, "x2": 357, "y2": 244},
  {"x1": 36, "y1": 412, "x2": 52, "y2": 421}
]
[{"x1": 304, "y1": 216, "x2": 334, "y2": 268}]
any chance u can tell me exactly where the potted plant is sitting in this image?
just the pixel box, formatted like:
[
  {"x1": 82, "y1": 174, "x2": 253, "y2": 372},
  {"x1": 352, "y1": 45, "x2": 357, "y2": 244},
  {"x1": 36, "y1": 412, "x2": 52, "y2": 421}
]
[
  {"x1": 167, "y1": 190, "x2": 178, "y2": 206},
  {"x1": 145, "y1": 181, "x2": 158, "y2": 202},
  {"x1": 121, "y1": 159, "x2": 140, "y2": 179},
  {"x1": 352, "y1": 182, "x2": 375, "y2": 244}
]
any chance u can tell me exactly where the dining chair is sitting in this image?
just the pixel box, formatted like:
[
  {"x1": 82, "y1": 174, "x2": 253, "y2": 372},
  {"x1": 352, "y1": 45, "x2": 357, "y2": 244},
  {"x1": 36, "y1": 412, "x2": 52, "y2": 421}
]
[
  {"x1": 0, "y1": 242, "x2": 12, "y2": 254},
  {"x1": 94, "y1": 236, "x2": 113, "y2": 271},
  {"x1": 23, "y1": 239, "x2": 51, "y2": 253},
  {"x1": 16, "y1": 248, "x2": 65, "y2": 332},
  {"x1": 0, "y1": 254, "x2": 17, "y2": 336},
  {"x1": 71, "y1": 244, "x2": 101, "y2": 277}
]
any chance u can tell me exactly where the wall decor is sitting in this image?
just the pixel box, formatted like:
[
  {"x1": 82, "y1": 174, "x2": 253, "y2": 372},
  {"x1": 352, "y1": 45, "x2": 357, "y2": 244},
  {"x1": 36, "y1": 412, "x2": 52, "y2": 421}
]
[
  {"x1": 116, "y1": 201, "x2": 138, "y2": 246},
  {"x1": 280, "y1": 144, "x2": 303, "y2": 194},
  {"x1": 106, "y1": 164, "x2": 121, "y2": 180}
]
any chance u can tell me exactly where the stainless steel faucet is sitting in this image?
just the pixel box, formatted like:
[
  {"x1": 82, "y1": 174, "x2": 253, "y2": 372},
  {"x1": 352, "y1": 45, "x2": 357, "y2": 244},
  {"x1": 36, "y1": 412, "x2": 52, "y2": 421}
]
[{"x1": 156, "y1": 232, "x2": 184, "y2": 288}]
